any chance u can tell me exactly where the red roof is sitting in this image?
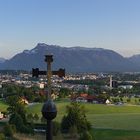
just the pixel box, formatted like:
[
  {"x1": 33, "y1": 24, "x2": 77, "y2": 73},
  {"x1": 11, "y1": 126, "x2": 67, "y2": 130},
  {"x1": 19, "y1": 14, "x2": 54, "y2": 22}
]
[
  {"x1": 80, "y1": 93, "x2": 88, "y2": 97},
  {"x1": 85, "y1": 95, "x2": 96, "y2": 100}
]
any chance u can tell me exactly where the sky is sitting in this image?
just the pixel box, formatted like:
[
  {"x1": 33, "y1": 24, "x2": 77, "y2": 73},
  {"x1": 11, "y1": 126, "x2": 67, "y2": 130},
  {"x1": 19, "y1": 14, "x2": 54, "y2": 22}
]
[{"x1": 0, "y1": 0, "x2": 140, "y2": 58}]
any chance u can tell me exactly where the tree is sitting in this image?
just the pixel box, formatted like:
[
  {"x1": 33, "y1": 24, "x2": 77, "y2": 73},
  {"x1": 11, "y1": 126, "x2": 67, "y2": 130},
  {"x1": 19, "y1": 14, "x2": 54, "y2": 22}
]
[
  {"x1": 27, "y1": 113, "x2": 34, "y2": 123},
  {"x1": 7, "y1": 96, "x2": 27, "y2": 124},
  {"x1": 7, "y1": 95, "x2": 33, "y2": 134},
  {"x1": 59, "y1": 88, "x2": 71, "y2": 98},
  {"x1": 61, "y1": 102, "x2": 91, "y2": 134},
  {"x1": 127, "y1": 98, "x2": 131, "y2": 103},
  {"x1": 79, "y1": 131, "x2": 93, "y2": 140},
  {"x1": 41, "y1": 116, "x2": 47, "y2": 124},
  {"x1": 69, "y1": 125, "x2": 78, "y2": 139},
  {"x1": 34, "y1": 113, "x2": 39, "y2": 122},
  {"x1": 3, "y1": 123, "x2": 16, "y2": 137},
  {"x1": 0, "y1": 133, "x2": 5, "y2": 140}
]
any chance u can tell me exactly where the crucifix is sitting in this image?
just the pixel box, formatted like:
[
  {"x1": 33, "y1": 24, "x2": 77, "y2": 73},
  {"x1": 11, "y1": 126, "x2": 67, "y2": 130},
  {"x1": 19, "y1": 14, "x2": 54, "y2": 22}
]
[{"x1": 32, "y1": 54, "x2": 65, "y2": 140}]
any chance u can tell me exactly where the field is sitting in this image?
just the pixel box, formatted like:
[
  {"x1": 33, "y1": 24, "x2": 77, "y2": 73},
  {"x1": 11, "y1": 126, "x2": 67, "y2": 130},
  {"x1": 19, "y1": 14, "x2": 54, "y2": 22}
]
[
  {"x1": 27, "y1": 102, "x2": 140, "y2": 130},
  {"x1": 1, "y1": 100, "x2": 140, "y2": 139},
  {"x1": 93, "y1": 129, "x2": 140, "y2": 140},
  {"x1": 0, "y1": 100, "x2": 8, "y2": 112}
]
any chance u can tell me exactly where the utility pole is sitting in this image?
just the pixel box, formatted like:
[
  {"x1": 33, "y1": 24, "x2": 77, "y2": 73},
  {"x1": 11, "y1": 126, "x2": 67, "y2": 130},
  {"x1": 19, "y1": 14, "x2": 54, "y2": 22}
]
[{"x1": 32, "y1": 54, "x2": 65, "y2": 140}]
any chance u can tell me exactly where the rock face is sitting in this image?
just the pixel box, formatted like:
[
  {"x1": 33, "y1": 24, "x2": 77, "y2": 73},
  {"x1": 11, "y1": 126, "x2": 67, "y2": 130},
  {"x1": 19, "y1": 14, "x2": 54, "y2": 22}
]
[{"x1": 0, "y1": 43, "x2": 139, "y2": 72}]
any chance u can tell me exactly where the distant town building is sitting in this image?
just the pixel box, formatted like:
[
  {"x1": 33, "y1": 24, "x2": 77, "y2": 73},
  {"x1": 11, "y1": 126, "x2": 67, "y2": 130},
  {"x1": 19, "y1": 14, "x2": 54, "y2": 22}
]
[
  {"x1": 109, "y1": 75, "x2": 112, "y2": 88},
  {"x1": 118, "y1": 85, "x2": 133, "y2": 89},
  {"x1": 39, "y1": 83, "x2": 45, "y2": 89},
  {"x1": 112, "y1": 80, "x2": 118, "y2": 88},
  {"x1": 20, "y1": 98, "x2": 29, "y2": 105},
  {"x1": 105, "y1": 99, "x2": 111, "y2": 104},
  {"x1": 0, "y1": 112, "x2": 4, "y2": 119}
]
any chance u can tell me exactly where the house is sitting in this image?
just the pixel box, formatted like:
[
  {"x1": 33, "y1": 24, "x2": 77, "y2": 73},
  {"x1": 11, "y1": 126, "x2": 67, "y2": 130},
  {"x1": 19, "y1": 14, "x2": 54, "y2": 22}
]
[
  {"x1": 51, "y1": 93, "x2": 58, "y2": 100},
  {"x1": 20, "y1": 98, "x2": 29, "y2": 105},
  {"x1": 105, "y1": 99, "x2": 111, "y2": 104},
  {"x1": 0, "y1": 112, "x2": 4, "y2": 119},
  {"x1": 118, "y1": 85, "x2": 133, "y2": 89},
  {"x1": 76, "y1": 97, "x2": 87, "y2": 103},
  {"x1": 75, "y1": 93, "x2": 98, "y2": 103}
]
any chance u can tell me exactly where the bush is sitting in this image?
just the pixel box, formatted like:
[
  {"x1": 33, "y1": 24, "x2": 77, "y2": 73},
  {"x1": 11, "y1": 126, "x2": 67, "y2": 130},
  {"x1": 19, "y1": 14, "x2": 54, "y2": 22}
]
[
  {"x1": 41, "y1": 116, "x2": 47, "y2": 124},
  {"x1": 34, "y1": 113, "x2": 39, "y2": 122},
  {"x1": 69, "y1": 125, "x2": 78, "y2": 139},
  {"x1": 61, "y1": 102, "x2": 91, "y2": 133},
  {"x1": 9, "y1": 113, "x2": 34, "y2": 134},
  {"x1": 9, "y1": 113, "x2": 24, "y2": 131},
  {"x1": 0, "y1": 133, "x2": 5, "y2": 140},
  {"x1": 27, "y1": 113, "x2": 34, "y2": 122},
  {"x1": 52, "y1": 121, "x2": 60, "y2": 136},
  {"x1": 79, "y1": 131, "x2": 93, "y2": 140},
  {"x1": 61, "y1": 115, "x2": 70, "y2": 133},
  {"x1": 3, "y1": 124, "x2": 15, "y2": 137}
]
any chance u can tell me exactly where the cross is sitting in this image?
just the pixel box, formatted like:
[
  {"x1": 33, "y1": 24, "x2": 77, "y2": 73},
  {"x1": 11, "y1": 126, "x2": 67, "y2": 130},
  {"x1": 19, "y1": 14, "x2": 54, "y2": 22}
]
[
  {"x1": 32, "y1": 54, "x2": 65, "y2": 140},
  {"x1": 32, "y1": 68, "x2": 65, "y2": 78},
  {"x1": 32, "y1": 55, "x2": 65, "y2": 98}
]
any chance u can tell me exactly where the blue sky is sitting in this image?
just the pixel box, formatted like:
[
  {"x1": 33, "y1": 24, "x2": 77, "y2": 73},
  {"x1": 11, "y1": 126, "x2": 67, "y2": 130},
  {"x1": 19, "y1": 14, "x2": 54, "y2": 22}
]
[{"x1": 0, "y1": 0, "x2": 140, "y2": 58}]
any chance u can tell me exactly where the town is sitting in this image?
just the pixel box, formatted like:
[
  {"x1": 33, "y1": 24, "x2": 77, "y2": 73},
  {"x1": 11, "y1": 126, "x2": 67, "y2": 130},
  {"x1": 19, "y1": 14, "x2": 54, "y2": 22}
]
[
  {"x1": 0, "y1": 71, "x2": 140, "y2": 103},
  {"x1": 1, "y1": 70, "x2": 140, "y2": 108},
  {"x1": 0, "y1": 70, "x2": 140, "y2": 140}
]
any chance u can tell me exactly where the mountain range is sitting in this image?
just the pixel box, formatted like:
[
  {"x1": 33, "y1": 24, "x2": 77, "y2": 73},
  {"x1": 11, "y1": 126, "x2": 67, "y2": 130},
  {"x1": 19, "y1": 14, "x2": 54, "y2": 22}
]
[
  {"x1": 0, "y1": 43, "x2": 140, "y2": 72},
  {"x1": 0, "y1": 58, "x2": 6, "y2": 63}
]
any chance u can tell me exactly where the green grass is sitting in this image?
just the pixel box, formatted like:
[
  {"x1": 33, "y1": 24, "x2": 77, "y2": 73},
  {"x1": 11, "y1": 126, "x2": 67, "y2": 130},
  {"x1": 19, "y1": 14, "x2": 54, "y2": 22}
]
[
  {"x1": 13, "y1": 128, "x2": 140, "y2": 140},
  {"x1": 0, "y1": 100, "x2": 8, "y2": 112},
  {"x1": 93, "y1": 128, "x2": 140, "y2": 140},
  {"x1": 27, "y1": 102, "x2": 140, "y2": 131},
  {"x1": 111, "y1": 96, "x2": 140, "y2": 105},
  {"x1": 27, "y1": 102, "x2": 69, "y2": 121},
  {"x1": 84, "y1": 103, "x2": 140, "y2": 114},
  {"x1": 27, "y1": 102, "x2": 140, "y2": 115},
  {"x1": 90, "y1": 113, "x2": 140, "y2": 130},
  {"x1": 1, "y1": 99, "x2": 140, "y2": 140},
  {"x1": 2, "y1": 99, "x2": 140, "y2": 139}
]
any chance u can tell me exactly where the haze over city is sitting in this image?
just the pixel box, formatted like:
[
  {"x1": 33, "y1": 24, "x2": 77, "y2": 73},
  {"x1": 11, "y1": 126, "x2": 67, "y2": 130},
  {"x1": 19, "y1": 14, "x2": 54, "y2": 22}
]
[{"x1": 0, "y1": 0, "x2": 140, "y2": 58}]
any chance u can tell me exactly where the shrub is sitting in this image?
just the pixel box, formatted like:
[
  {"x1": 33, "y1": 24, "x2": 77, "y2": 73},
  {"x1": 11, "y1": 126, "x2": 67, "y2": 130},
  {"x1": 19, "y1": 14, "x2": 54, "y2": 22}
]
[
  {"x1": 52, "y1": 121, "x2": 60, "y2": 136},
  {"x1": 0, "y1": 133, "x2": 5, "y2": 140},
  {"x1": 61, "y1": 102, "x2": 91, "y2": 133},
  {"x1": 34, "y1": 113, "x2": 39, "y2": 122},
  {"x1": 3, "y1": 124, "x2": 15, "y2": 137},
  {"x1": 79, "y1": 131, "x2": 93, "y2": 140},
  {"x1": 69, "y1": 125, "x2": 78, "y2": 139}
]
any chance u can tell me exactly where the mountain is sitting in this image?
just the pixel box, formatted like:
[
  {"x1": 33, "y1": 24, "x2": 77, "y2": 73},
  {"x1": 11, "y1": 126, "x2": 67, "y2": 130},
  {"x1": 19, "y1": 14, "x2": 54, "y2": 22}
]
[
  {"x1": 0, "y1": 43, "x2": 139, "y2": 72},
  {"x1": 0, "y1": 58, "x2": 6, "y2": 63},
  {"x1": 128, "y1": 54, "x2": 140, "y2": 67}
]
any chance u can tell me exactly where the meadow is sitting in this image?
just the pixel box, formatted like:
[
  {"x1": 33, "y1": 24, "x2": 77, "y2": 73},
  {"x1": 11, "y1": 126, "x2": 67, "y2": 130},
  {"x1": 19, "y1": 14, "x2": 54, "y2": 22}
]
[
  {"x1": 27, "y1": 101, "x2": 140, "y2": 130},
  {"x1": 0, "y1": 100, "x2": 8, "y2": 112},
  {"x1": 1, "y1": 100, "x2": 140, "y2": 139},
  {"x1": 27, "y1": 102, "x2": 140, "y2": 139}
]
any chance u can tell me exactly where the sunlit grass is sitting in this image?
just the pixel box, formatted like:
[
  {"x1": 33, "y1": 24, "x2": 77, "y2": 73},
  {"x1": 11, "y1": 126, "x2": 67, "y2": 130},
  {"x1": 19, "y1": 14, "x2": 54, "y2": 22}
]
[{"x1": 26, "y1": 102, "x2": 140, "y2": 130}]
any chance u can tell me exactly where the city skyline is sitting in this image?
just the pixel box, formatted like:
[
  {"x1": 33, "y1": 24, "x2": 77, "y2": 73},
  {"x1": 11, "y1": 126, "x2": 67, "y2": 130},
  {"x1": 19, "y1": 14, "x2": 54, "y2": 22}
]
[{"x1": 0, "y1": 0, "x2": 140, "y2": 58}]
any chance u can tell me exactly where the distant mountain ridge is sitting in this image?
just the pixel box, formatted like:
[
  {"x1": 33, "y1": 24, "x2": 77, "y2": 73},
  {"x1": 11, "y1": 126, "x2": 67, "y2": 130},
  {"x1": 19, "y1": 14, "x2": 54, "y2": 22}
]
[
  {"x1": 128, "y1": 54, "x2": 140, "y2": 68},
  {"x1": 0, "y1": 58, "x2": 6, "y2": 63},
  {"x1": 0, "y1": 43, "x2": 140, "y2": 72}
]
